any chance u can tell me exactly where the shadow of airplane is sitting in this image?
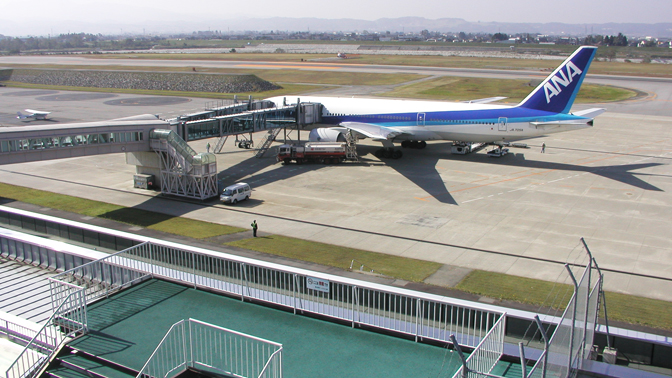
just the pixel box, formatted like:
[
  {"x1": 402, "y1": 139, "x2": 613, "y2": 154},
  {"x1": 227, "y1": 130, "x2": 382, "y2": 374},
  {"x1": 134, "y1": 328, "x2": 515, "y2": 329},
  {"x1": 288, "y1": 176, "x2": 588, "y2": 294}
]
[
  {"x1": 124, "y1": 141, "x2": 665, "y2": 219},
  {"x1": 216, "y1": 142, "x2": 665, "y2": 207}
]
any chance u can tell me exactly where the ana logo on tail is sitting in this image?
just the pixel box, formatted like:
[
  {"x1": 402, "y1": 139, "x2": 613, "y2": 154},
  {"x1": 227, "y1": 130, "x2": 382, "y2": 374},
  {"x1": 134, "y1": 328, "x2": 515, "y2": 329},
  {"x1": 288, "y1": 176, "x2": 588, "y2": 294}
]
[{"x1": 543, "y1": 61, "x2": 583, "y2": 104}]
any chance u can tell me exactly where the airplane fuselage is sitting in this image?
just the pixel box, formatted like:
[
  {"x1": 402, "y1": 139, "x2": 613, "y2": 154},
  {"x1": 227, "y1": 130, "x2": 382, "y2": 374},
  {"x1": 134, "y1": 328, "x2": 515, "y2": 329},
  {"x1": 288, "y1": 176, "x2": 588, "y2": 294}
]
[{"x1": 272, "y1": 96, "x2": 592, "y2": 144}]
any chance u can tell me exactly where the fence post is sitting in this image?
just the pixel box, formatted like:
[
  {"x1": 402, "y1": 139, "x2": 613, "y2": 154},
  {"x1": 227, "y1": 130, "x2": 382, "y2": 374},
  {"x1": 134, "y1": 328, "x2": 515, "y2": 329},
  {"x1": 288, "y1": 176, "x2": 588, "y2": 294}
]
[
  {"x1": 450, "y1": 334, "x2": 469, "y2": 378},
  {"x1": 292, "y1": 274, "x2": 298, "y2": 315},
  {"x1": 534, "y1": 315, "x2": 549, "y2": 378},
  {"x1": 241, "y1": 263, "x2": 247, "y2": 301},
  {"x1": 519, "y1": 342, "x2": 528, "y2": 378},
  {"x1": 565, "y1": 264, "x2": 578, "y2": 374}
]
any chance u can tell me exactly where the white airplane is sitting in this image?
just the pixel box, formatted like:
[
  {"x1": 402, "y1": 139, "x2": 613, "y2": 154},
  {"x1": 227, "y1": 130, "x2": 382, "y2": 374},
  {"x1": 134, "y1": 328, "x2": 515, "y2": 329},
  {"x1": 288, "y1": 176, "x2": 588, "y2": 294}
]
[
  {"x1": 17, "y1": 109, "x2": 51, "y2": 121},
  {"x1": 266, "y1": 46, "x2": 604, "y2": 159}
]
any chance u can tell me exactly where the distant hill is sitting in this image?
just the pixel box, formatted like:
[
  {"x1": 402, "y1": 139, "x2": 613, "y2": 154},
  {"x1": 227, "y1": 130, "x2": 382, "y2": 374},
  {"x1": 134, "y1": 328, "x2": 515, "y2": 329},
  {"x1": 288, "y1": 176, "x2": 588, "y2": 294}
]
[
  {"x1": 215, "y1": 17, "x2": 672, "y2": 38},
  {"x1": 3, "y1": 17, "x2": 671, "y2": 39}
]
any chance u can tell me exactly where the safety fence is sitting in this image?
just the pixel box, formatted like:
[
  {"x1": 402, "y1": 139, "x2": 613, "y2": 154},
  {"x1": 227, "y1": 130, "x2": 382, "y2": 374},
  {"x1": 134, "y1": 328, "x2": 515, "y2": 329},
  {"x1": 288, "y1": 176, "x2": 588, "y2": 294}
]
[
  {"x1": 526, "y1": 251, "x2": 602, "y2": 378},
  {"x1": 451, "y1": 314, "x2": 506, "y2": 378},
  {"x1": 48, "y1": 242, "x2": 152, "y2": 308},
  {"x1": 115, "y1": 241, "x2": 504, "y2": 349},
  {"x1": 137, "y1": 318, "x2": 283, "y2": 378},
  {"x1": 5, "y1": 289, "x2": 85, "y2": 378}
]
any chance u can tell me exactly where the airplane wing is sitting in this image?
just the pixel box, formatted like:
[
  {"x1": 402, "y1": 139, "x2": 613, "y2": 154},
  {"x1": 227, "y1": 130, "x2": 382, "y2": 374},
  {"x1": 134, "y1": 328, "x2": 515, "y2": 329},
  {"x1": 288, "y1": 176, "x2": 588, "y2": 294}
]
[
  {"x1": 25, "y1": 109, "x2": 51, "y2": 115},
  {"x1": 463, "y1": 96, "x2": 507, "y2": 104},
  {"x1": 340, "y1": 122, "x2": 409, "y2": 141}
]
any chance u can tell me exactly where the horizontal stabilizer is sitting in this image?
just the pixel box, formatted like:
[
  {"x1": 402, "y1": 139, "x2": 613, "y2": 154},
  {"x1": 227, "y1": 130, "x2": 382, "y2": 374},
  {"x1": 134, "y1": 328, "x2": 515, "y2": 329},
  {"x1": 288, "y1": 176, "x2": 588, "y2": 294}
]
[
  {"x1": 530, "y1": 120, "x2": 592, "y2": 130},
  {"x1": 464, "y1": 96, "x2": 507, "y2": 104},
  {"x1": 573, "y1": 108, "x2": 606, "y2": 118},
  {"x1": 341, "y1": 122, "x2": 408, "y2": 141}
]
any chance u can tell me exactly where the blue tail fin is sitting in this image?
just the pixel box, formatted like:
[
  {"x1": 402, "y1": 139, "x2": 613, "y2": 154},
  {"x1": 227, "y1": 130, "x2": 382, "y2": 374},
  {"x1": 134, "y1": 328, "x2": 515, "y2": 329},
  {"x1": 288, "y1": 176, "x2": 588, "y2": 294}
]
[{"x1": 518, "y1": 46, "x2": 597, "y2": 114}]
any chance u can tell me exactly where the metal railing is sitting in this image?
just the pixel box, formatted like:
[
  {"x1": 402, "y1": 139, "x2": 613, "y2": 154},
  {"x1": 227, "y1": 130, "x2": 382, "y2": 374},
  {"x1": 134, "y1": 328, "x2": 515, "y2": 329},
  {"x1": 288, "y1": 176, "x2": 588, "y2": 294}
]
[
  {"x1": 115, "y1": 242, "x2": 502, "y2": 349},
  {"x1": 451, "y1": 313, "x2": 506, "y2": 378},
  {"x1": 137, "y1": 318, "x2": 282, "y2": 378},
  {"x1": 49, "y1": 242, "x2": 153, "y2": 308},
  {"x1": 5, "y1": 289, "x2": 85, "y2": 378},
  {"x1": 526, "y1": 248, "x2": 602, "y2": 378},
  {"x1": 0, "y1": 316, "x2": 51, "y2": 351}
]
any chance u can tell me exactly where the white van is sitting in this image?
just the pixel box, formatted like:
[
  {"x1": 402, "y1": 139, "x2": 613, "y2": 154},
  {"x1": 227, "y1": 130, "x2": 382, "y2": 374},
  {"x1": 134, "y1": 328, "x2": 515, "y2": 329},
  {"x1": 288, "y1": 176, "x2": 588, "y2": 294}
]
[{"x1": 220, "y1": 183, "x2": 251, "y2": 204}]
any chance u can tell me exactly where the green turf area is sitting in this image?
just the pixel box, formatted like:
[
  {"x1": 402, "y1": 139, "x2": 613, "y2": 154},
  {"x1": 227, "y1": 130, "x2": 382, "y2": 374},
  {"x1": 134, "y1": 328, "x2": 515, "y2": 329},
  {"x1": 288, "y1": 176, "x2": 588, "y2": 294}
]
[
  {"x1": 1, "y1": 181, "x2": 670, "y2": 330},
  {"x1": 226, "y1": 235, "x2": 441, "y2": 282},
  {"x1": 377, "y1": 77, "x2": 638, "y2": 103},
  {"x1": 457, "y1": 270, "x2": 672, "y2": 331},
  {"x1": 0, "y1": 183, "x2": 244, "y2": 238},
  {"x1": 72, "y1": 279, "x2": 461, "y2": 377},
  {"x1": 83, "y1": 51, "x2": 672, "y2": 78}
]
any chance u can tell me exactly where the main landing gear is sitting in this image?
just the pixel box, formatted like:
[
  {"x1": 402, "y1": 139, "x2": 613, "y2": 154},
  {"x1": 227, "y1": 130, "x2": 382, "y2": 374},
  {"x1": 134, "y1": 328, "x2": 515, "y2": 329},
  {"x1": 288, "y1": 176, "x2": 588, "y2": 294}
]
[
  {"x1": 401, "y1": 140, "x2": 427, "y2": 149},
  {"x1": 374, "y1": 147, "x2": 403, "y2": 159},
  {"x1": 374, "y1": 140, "x2": 427, "y2": 159}
]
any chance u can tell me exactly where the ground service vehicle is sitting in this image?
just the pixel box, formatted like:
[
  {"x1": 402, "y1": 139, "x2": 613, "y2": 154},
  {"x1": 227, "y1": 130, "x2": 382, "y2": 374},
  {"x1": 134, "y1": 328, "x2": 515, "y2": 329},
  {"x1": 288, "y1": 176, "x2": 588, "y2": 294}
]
[
  {"x1": 277, "y1": 142, "x2": 347, "y2": 164},
  {"x1": 220, "y1": 183, "x2": 251, "y2": 204}
]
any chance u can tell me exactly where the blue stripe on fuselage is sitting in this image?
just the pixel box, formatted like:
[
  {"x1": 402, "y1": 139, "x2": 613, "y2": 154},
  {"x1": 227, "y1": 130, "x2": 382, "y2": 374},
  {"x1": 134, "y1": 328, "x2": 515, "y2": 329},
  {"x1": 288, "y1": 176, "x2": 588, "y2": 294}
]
[{"x1": 321, "y1": 107, "x2": 585, "y2": 127}]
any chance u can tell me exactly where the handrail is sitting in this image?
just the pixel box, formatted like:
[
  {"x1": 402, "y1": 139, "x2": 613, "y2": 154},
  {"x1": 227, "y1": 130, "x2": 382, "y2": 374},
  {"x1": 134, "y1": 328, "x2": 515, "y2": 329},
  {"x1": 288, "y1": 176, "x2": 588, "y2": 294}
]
[
  {"x1": 137, "y1": 318, "x2": 282, "y2": 378},
  {"x1": 136, "y1": 319, "x2": 187, "y2": 378},
  {"x1": 257, "y1": 347, "x2": 283, "y2": 378},
  {"x1": 451, "y1": 313, "x2": 506, "y2": 378},
  {"x1": 5, "y1": 289, "x2": 86, "y2": 378},
  {"x1": 149, "y1": 129, "x2": 216, "y2": 165}
]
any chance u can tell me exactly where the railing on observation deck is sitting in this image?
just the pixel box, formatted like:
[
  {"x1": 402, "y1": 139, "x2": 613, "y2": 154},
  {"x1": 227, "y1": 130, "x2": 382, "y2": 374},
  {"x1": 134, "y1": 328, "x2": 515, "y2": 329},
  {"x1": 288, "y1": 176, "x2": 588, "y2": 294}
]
[
  {"x1": 113, "y1": 241, "x2": 503, "y2": 349},
  {"x1": 137, "y1": 318, "x2": 282, "y2": 378},
  {"x1": 5, "y1": 290, "x2": 85, "y2": 378},
  {"x1": 451, "y1": 314, "x2": 506, "y2": 378}
]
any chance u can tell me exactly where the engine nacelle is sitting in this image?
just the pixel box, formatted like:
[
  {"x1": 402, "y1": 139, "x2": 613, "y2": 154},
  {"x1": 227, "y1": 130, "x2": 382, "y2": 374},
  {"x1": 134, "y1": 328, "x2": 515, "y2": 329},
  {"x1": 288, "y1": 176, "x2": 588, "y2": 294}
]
[{"x1": 308, "y1": 127, "x2": 348, "y2": 142}]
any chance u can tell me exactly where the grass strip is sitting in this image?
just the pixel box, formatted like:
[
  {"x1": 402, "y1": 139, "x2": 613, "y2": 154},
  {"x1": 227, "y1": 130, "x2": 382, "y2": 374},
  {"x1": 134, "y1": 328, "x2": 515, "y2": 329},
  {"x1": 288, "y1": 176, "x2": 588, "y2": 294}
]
[
  {"x1": 226, "y1": 234, "x2": 441, "y2": 283},
  {"x1": 457, "y1": 270, "x2": 672, "y2": 330},
  {"x1": 0, "y1": 183, "x2": 243, "y2": 238},
  {"x1": 84, "y1": 51, "x2": 672, "y2": 78},
  {"x1": 377, "y1": 77, "x2": 637, "y2": 103}
]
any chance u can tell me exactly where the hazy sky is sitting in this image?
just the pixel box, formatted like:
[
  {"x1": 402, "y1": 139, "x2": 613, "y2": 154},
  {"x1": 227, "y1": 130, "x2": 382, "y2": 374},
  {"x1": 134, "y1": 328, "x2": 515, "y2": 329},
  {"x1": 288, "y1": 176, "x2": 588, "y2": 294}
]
[{"x1": 2, "y1": 0, "x2": 671, "y2": 36}]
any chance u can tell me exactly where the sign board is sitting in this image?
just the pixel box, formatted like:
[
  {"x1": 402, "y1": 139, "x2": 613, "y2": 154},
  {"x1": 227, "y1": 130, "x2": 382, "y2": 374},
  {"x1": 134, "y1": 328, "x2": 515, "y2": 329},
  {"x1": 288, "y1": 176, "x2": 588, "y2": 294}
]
[{"x1": 306, "y1": 276, "x2": 330, "y2": 293}]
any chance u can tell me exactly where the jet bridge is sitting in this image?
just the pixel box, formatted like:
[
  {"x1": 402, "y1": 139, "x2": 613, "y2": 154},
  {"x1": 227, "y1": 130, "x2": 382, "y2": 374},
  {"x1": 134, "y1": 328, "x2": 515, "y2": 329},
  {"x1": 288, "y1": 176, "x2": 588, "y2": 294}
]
[
  {"x1": 169, "y1": 98, "x2": 323, "y2": 148},
  {"x1": 0, "y1": 98, "x2": 326, "y2": 201}
]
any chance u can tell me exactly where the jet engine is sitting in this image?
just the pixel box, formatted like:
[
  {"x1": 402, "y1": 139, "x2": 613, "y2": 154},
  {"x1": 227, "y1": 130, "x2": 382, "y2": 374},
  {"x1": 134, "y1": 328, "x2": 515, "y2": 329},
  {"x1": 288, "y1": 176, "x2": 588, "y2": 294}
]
[{"x1": 308, "y1": 127, "x2": 348, "y2": 142}]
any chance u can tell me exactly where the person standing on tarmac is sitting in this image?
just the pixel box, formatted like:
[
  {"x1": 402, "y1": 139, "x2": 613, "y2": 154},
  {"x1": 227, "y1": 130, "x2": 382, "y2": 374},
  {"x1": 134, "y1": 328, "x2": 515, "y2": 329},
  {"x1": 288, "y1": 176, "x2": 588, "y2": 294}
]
[
  {"x1": 541, "y1": 143, "x2": 546, "y2": 153},
  {"x1": 251, "y1": 220, "x2": 258, "y2": 237}
]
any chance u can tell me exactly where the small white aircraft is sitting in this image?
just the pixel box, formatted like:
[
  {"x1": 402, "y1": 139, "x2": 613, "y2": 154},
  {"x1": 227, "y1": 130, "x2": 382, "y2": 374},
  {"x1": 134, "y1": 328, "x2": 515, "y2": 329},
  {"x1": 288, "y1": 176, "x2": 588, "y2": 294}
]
[{"x1": 17, "y1": 109, "x2": 51, "y2": 121}]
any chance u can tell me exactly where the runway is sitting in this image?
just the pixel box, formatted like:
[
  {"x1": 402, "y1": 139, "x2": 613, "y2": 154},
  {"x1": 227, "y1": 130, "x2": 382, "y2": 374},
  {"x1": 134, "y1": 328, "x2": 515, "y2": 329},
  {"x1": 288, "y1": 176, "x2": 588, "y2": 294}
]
[{"x1": 0, "y1": 56, "x2": 671, "y2": 303}]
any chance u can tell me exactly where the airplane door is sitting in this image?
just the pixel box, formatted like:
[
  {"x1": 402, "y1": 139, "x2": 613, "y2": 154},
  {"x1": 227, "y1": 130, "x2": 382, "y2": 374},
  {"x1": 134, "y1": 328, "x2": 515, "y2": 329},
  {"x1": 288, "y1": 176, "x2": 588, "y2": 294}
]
[
  {"x1": 417, "y1": 113, "x2": 426, "y2": 126},
  {"x1": 498, "y1": 117, "x2": 507, "y2": 131}
]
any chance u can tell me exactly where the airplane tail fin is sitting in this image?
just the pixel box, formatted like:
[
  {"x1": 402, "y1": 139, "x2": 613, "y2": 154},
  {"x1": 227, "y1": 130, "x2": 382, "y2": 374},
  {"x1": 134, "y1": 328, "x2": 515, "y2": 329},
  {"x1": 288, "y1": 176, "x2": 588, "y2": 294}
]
[
  {"x1": 517, "y1": 46, "x2": 597, "y2": 114},
  {"x1": 16, "y1": 112, "x2": 28, "y2": 119}
]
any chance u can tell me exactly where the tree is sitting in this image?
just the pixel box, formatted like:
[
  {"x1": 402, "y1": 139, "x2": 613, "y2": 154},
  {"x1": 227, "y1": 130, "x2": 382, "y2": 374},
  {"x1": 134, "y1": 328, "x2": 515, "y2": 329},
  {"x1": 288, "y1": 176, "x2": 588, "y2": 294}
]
[{"x1": 492, "y1": 33, "x2": 508, "y2": 42}]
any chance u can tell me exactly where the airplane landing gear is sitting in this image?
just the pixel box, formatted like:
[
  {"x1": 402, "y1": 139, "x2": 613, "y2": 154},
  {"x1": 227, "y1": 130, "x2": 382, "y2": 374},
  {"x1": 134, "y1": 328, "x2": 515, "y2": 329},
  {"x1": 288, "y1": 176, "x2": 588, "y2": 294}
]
[
  {"x1": 375, "y1": 147, "x2": 403, "y2": 159},
  {"x1": 401, "y1": 140, "x2": 427, "y2": 149}
]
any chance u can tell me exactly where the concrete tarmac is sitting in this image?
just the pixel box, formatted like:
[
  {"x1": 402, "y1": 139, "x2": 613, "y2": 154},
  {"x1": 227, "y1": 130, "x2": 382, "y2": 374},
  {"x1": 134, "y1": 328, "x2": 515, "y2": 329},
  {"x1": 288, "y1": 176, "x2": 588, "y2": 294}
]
[{"x1": 1, "y1": 85, "x2": 671, "y2": 303}]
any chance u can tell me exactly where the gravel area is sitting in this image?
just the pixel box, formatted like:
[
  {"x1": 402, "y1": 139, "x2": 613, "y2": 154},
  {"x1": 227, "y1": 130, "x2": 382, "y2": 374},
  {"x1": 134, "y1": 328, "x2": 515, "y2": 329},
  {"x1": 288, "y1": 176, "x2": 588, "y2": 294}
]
[{"x1": 4, "y1": 69, "x2": 281, "y2": 93}]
